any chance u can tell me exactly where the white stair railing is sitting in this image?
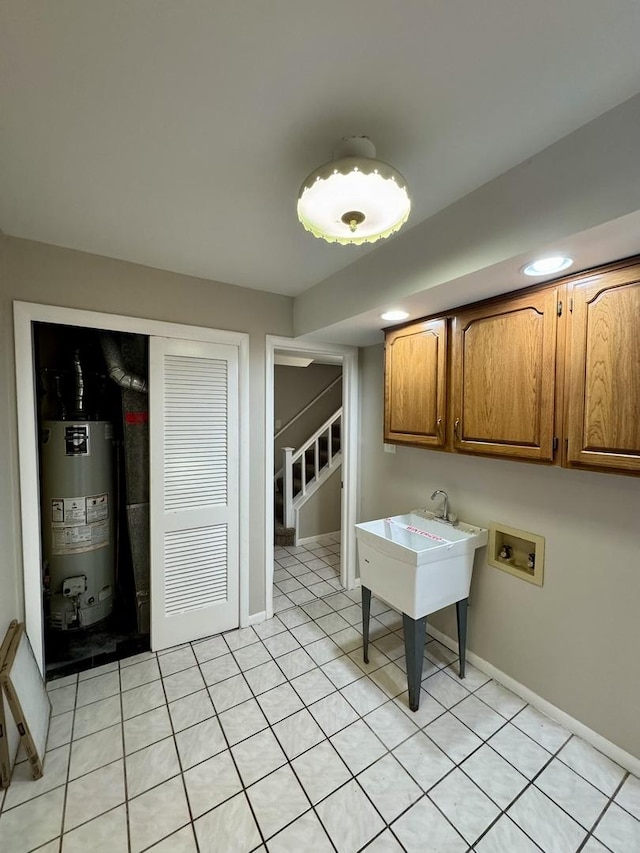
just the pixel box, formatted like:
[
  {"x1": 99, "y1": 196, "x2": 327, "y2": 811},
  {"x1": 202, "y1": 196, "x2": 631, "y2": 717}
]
[{"x1": 280, "y1": 408, "x2": 342, "y2": 530}]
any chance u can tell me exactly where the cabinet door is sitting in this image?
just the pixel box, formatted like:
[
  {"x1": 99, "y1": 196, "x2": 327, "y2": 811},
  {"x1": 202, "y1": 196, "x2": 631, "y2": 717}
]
[
  {"x1": 451, "y1": 288, "x2": 559, "y2": 460},
  {"x1": 384, "y1": 318, "x2": 448, "y2": 447},
  {"x1": 565, "y1": 267, "x2": 640, "y2": 472}
]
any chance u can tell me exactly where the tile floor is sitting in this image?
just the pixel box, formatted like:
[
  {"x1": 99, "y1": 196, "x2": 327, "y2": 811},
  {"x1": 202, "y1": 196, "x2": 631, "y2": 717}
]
[
  {"x1": 272, "y1": 535, "x2": 342, "y2": 612},
  {"x1": 1, "y1": 554, "x2": 639, "y2": 852}
]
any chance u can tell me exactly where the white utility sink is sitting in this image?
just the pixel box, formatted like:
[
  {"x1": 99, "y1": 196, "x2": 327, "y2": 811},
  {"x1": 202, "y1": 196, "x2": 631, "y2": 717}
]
[{"x1": 355, "y1": 510, "x2": 488, "y2": 618}]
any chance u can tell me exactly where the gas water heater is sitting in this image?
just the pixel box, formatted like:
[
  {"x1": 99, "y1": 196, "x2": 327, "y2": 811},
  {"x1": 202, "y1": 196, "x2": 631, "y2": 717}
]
[{"x1": 40, "y1": 420, "x2": 115, "y2": 630}]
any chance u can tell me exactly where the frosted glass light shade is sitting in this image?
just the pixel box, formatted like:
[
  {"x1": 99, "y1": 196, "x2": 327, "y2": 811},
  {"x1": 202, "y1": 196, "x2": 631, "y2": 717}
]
[{"x1": 297, "y1": 142, "x2": 410, "y2": 245}]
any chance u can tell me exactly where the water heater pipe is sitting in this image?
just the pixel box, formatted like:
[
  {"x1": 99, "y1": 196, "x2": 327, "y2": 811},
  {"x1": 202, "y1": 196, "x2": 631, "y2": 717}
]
[
  {"x1": 73, "y1": 349, "x2": 86, "y2": 414},
  {"x1": 100, "y1": 335, "x2": 148, "y2": 393}
]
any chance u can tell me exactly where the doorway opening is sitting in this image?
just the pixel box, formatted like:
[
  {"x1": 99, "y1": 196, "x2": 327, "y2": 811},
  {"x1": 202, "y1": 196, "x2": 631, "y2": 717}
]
[
  {"x1": 34, "y1": 322, "x2": 150, "y2": 679},
  {"x1": 272, "y1": 354, "x2": 343, "y2": 612},
  {"x1": 265, "y1": 336, "x2": 359, "y2": 621}
]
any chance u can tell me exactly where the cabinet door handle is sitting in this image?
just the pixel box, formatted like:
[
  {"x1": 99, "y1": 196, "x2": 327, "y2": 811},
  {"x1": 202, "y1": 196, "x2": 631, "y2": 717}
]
[
  {"x1": 454, "y1": 418, "x2": 460, "y2": 438},
  {"x1": 436, "y1": 417, "x2": 442, "y2": 435}
]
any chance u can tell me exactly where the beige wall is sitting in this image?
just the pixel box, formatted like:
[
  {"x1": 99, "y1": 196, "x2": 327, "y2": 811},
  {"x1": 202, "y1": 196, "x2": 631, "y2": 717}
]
[
  {"x1": 298, "y1": 467, "x2": 342, "y2": 540},
  {"x1": 0, "y1": 236, "x2": 293, "y2": 648},
  {"x1": 359, "y1": 344, "x2": 640, "y2": 758}
]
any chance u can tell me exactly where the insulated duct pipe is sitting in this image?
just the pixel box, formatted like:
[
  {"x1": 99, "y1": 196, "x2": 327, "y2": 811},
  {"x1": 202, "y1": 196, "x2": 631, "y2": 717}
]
[{"x1": 100, "y1": 334, "x2": 148, "y2": 393}]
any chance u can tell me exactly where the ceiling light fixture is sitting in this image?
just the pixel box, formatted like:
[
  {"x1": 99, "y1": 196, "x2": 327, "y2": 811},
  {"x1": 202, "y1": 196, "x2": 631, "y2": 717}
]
[
  {"x1": 297, "y1": 136, "x2": 411, "y2": 245},
  {"x1": 523, "y1": 256, "x2": 573, "y2": 276},
  {"x1": 380, "y1": 310, "x2": 410, "y2": 322}
]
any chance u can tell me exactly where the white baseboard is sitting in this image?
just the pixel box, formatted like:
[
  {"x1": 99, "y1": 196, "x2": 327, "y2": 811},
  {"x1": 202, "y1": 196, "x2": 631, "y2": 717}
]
[
  {"x1": 246, "y1": 611, "x2": 267, "y2": 627},
  {"x1": 427, "y1": 625, "x2": 640, "y2": 777},
  {"x1": 296, "y1": 531, "x2": 341, "y2": 546}
]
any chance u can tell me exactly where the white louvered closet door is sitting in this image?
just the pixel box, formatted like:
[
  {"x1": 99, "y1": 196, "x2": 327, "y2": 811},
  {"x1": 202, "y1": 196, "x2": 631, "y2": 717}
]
[{"x1": 149, "y1": 337, "x2": 239, "y2": 650}]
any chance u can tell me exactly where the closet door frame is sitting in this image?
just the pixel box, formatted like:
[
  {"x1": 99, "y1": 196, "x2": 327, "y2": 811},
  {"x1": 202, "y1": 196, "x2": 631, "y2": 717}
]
[{"x1": 13, "y1": 301, "x2": 250, "y2": 673}]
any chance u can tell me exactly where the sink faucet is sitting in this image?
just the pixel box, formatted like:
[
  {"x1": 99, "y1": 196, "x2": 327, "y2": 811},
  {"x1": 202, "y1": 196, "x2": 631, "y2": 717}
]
[{"x1": 430, "y1": 489, "x2": 450, "y2": 522}]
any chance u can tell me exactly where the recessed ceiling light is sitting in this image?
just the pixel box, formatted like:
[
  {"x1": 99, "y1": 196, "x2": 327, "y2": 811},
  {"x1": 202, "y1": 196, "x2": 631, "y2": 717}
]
[
  {"x1": 523, "y1": 256, "x2": 573, "y2": 276},
  {"x1": 381, "y1": 310, "x2": 409, "y2": 322}
]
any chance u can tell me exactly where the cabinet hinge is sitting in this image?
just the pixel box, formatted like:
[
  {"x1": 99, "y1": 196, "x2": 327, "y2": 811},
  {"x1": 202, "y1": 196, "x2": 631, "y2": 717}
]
[
  {"x1": 565, "y1": 437, "x2": 569, "y2": 452},
  {"x1": 557, "y1": 300, "x2": 563, "y2": 317},
  {"x1": 569, "y1": 297, "x2": 573, "y2": 312},
  {"x1": 553, "y1": 436, "x2": 559, "y2": 454}
]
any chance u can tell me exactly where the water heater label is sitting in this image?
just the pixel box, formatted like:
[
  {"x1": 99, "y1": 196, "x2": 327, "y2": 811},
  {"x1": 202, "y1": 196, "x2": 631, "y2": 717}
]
[
  {"x1": 51, "y1": 494, "x2": 109, "y2": 525},
  {"x1": 53, "y1": 496, "x2": 87, "y2": 524},
  {"x1": 50, "y1": 495, "x2": 110, "y2": 554},
  {"x1": 50, "y1": 499, "x2": 64, "y2": 523},
  {"x1": 65, "y1": 425, "x2": 90, "y2": 456},
  {"x1": 51, "y1": 520, "x2": 110, "y2": 555},
  {"x1": 86, "y1": 493, "x2": 109, "y2": 523},
  {"x1": 99, "y1": 585, "x2": 113, "y2": 602}
]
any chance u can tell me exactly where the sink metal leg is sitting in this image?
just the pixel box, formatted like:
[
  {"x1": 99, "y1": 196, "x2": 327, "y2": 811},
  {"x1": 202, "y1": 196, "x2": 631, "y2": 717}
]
[
  {"x1": 456, "y1": 597, "x2": 468, "y2": 679},
  {"x1": 361, "y1": 586, "x2": 371, "y2": 665},
  {"x1": 403, "y1": 613, "x2": 427, "y2": 712}
]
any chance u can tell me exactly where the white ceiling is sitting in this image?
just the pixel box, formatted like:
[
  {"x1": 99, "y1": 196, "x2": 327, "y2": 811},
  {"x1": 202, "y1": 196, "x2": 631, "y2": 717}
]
[{"x1": 2, "y1": 1, "x2": 640, "y2": 305}]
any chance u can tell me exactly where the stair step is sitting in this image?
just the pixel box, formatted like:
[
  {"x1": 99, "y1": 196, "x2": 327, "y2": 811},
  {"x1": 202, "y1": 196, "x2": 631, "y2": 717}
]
[
  {"x1": 275, "y1": 526, "x2": 295, "y2": 545},
  {"x1": 318, "y1": 436, "x2": 341, "y2": 452}
]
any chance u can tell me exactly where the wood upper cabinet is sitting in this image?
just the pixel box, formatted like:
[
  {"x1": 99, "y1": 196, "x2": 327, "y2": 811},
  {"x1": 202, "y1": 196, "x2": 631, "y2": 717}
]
[
  {"x1": 565, "y1": 266, "x2": 640, "y2": 472},
  {"x1": 382, "y1": 257, "x2": 640, "y2": 475},
  {"x1": 451, "y1": 287, "x2": 560, "y2": 461},
  {"x1": 384, "y1": 318, "x2": 448, "y2": 447}
]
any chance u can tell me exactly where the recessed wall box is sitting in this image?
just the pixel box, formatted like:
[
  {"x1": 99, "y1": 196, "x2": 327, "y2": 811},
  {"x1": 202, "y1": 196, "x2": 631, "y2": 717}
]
[{"x1": 488, "y1": 524, "x2": 544, "y2": 586}]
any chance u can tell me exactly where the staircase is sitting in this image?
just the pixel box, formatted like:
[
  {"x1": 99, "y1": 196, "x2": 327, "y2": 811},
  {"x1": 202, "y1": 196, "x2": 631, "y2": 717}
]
[{"x1": 275, "y1": 409, "x2": 342, "y2": 544}]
